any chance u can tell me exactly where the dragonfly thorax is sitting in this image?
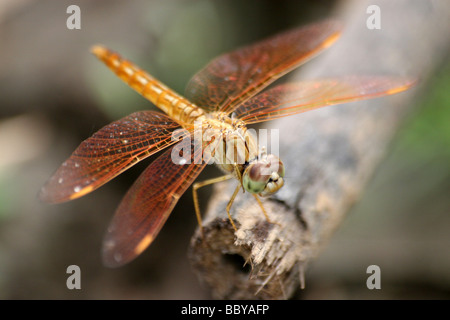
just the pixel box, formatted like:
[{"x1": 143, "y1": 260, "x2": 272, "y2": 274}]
[
  {"x1": 199, "y1": 112, "x2": 258, "y2": 173},
  {"x1": 199, "y1": 112, "x2": 285, "y2": 197}
]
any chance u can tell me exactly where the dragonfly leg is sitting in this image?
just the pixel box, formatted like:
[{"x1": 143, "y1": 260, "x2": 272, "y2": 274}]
[
  {"x1": 193, "y1": 174, "x2": 233, "y2": 235},
  {"x1": 252, "y1": 194, "x2": 279, "y2": 226},
  {"x1": 226, "y1": 184, "x2": 242, "y2": 231}
]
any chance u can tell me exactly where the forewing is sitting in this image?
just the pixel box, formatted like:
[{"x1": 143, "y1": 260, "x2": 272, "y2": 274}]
[
  {"x1": 102, "y1": 137, "x2": 206, "y2": 267},
  {"x1": 185, "y1": 20, "x2": 342, "y2": 113},
  {"x1": 39, "y1": 111, "x2": 185, "y2": 203},
  {"x1": 235, "y1": 76, "x2": 417, "y2": 124}
]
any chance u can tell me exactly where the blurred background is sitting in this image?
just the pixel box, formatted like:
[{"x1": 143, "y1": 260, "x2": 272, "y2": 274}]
[{"x1": 0, "y1": 0, "x2": 448, "y2": 299}]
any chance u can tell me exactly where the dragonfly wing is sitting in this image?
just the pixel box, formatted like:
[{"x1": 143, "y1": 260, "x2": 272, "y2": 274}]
[
  {"x1": 185, "y1": 19, "x2": 342, "y2": 113},
  {"x1": 235, "y1": 76, "x2": 417, "y2": 124},
  {"x1": 102, "y1": 137, "x2": 206, "y2": 267},
  {"x1": 39, "y1": 111, "x2": 187, "y2": 203}
]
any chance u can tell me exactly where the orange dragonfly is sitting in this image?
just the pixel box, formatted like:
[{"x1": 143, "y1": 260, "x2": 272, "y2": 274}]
[{"x1": 40, "y1": 20, "x2": 415, "y2": 267}]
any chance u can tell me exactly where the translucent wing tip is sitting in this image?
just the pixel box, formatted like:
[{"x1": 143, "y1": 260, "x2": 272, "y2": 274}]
[
  {"x1": 398, "y1": 76, "x2": 419, "y2": 91},
  {"x1": 319, "y1": 18, "x2": 344, "y2": 32},
  {"x1": 38, "y1": 178, "x2": 67, "y2": 204},
  {"x1": 102, "y1": 230, "x2": 155, "y2": 268},
  {"x1": 38, "y1": 178, "x2": 93, "y2": 204},
  {"x1": 102, "y1": 236, "x2": 126, "y2": 268},
  {"x1": 320, "y1": 19, "x2": 344, "y2": 47},
  {"x1": 38, "y1": 184, "x2": 52, "y2": 203}
]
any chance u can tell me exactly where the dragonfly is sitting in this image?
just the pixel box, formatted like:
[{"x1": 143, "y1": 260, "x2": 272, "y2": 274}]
[{"x1": 39, "y1": 20, "x2": 415, "y2": 267}]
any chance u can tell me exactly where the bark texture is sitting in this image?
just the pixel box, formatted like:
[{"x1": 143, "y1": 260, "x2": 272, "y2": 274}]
[{"x1": 188, "y1": 0, "x2": 450, "y2": 299}]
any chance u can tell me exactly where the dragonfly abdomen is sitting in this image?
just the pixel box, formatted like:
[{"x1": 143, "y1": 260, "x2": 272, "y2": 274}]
[{"x1": 92, "y1": 45, "x2": 205, "y2": 125}]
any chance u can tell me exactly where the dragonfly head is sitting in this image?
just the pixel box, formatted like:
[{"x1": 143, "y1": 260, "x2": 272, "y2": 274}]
[{"x1": 242, "y1": 154, "x2": 285, "y2": 197}]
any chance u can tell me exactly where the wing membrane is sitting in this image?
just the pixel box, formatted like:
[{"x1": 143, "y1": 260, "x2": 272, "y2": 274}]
[
  {"x1": 185, "y1": 20, "x2": 342, "y2": 113},
  {"x1": 235, "y1": 76, "x2": 417, "y2": 124},
  {"x1": 102, "y1": 137, "x2": 206, "y2": 267},
  {"x1": 39, "y1": 111, "x2": 186, "y2": 203}
]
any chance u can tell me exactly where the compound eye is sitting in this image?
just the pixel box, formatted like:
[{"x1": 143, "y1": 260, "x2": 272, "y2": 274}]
[
  {"x1": 266, "y1": 154, "x2": 285, "y2": 178},
  {"x1": 242, "y1": 162, "x2": 270, "y2": 194},
  {"x1": 260, "y1": 155, "x2": 285, "y2": 196},
  {"x1": 242, "y1": 155, "x2": 285, "y2": 195}
]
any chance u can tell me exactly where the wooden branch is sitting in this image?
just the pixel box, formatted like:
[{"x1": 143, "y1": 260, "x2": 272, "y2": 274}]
[{"x1": 188, "y1": 0, "x2": 450, "y2": 299}]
